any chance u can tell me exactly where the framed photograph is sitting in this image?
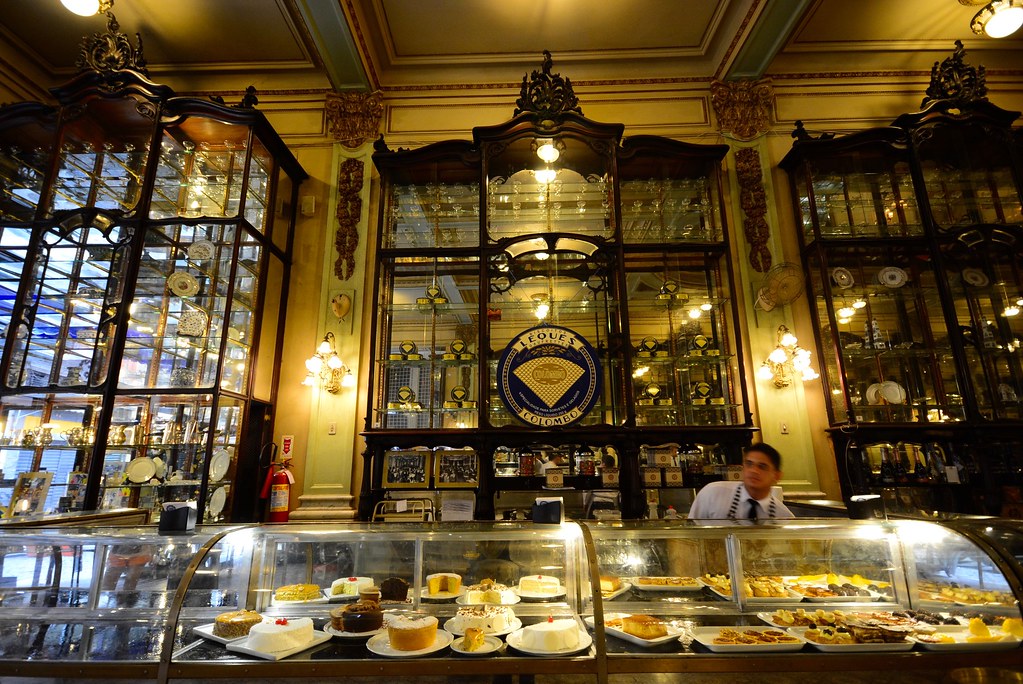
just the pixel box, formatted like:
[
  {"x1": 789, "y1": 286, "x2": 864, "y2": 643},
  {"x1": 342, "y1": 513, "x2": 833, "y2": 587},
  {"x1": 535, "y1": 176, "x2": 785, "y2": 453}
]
[
  {"x1": 383, "y1": 449, "x2": 431, "y2": 489},
  {"x1": 434, "y1": 448, "x2": 479, "y2": 488},
  {"x1": 5, "y1": 471, "x2": 54, "y2": 518}
]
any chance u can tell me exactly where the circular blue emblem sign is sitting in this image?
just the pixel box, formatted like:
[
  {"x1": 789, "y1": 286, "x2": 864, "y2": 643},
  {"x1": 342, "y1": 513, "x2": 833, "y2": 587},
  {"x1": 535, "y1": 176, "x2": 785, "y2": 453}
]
[{"x1": 497, "y1": 325, "x2": 602, "y2": 427}]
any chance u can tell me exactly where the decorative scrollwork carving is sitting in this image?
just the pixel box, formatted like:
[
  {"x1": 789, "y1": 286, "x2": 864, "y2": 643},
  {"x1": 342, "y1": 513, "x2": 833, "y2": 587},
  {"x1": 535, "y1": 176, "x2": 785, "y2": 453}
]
[
  {"x1": 735, "y1": 147, "x2": 772, "y2": 273},
  {"x1": 513, "y1": 50, "x2": 583, "y2": 121},
  {"x1": 922, "y1": 40, "x2": 987, "y2": 108},
  {"x1": 710, "y1": 79, "x2": 773, "y2": 141},
  {"x1": 326, "y1": 92, "x2": 384, "y2": 149},
  {"x1": 76, "y1": 12, "x2": 148, "y2": 77},
  {"x1": 334, "y1": 158, "x2": 364, "y2": 282},
  {"x1": 209, "y1": 85, "x2": 259, "y2": 109}
]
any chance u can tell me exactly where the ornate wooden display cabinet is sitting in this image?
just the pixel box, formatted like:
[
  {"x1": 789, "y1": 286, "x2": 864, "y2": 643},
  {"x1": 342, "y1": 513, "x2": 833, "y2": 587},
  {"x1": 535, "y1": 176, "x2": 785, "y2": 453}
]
[
  {"x1": 781, "y1": 42, "x2": 1023, "y2": 515},
  {"x1": 0, "y1": 17, "x2": 305, "y2": 524},
  {"x1": 361, "y1": 54, "x2": 753, "y2": 520}
]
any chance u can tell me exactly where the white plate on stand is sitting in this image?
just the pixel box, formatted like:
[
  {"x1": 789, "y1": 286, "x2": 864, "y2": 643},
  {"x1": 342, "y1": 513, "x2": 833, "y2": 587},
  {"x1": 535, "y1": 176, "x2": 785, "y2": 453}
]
[
  {"x1": 208, "y1": 486, "x2": 227, "y2": 517},
  {"x1": 443, "y1": 616, "x2": 522, "y2": 637},
  {"x1": 365, "y1": 629, "x2": 453, "y2": 657},
  {"x1": 505, "y1": 627, "x2": 592, "y2": 656},
  {"x1": 126, "y1": 457, "x2": 156, "y2": 483},
  {"x1": 789, "y1": 626, "x2": 914, "y2": 652},
  {"x1": 419, "y1": 586, "x2": 466, "y2": 601},
  {"x1": 225, "y1": 629, "x2": 331, "y2": 660},
  {"x1": 633, "y1": 578, "x2": 702, "y2": 592},
  {"x1": 209, "y1": 449, "x2": 230, "y2": 482},
  {"x1": 690, "y1": 626, "x2": 805, "y2": 653}
]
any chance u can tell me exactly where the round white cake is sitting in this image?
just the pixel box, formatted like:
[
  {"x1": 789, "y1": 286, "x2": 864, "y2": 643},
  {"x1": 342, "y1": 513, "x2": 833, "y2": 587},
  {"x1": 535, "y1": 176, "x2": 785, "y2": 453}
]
[
  {"x1": 520, "y1": 618, "x2": 579, "y2": 651},
  {"x1": 247, "y1": 617, "x2": 314, "y2": 652},
  {"x1": 464, "y1": 579, "x2": 513, "y2": 604},
  {"x1": 331, "y1": 576, "x2": 374, "y2": 596},
  {"x1": 518, "y1": 574, "x2": 562, "y2": 596},
  {"x1": 453, "y1": 605, "x2": 515, "y2": 633}
]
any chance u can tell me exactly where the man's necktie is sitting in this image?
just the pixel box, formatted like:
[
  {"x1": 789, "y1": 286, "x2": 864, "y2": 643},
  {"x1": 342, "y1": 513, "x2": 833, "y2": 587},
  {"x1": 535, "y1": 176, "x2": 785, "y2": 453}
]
[{"x1": 747, "y1": 498, "x2": 758, "y2": 521}]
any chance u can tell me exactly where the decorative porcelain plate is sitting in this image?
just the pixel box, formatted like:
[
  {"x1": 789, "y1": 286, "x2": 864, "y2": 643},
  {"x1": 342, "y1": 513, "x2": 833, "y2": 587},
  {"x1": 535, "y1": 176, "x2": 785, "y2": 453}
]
[
  {"x1": 209, "y1": 448, "x2": 230, "y2": 482},
  {"x1": 831, "y1": 267, "x2": 854, "y2": 289},
  {"x1": 880, "y1": 380, "x2": 907, "y2": 405},
  {"x1": 177, "y1": 310, "x2": 207, "y2": 337},
  {"x1": 208, "y1": 486, "x2": 227, "y2": 517},
  {"x1": 125, "y1": 457, "x2": 156, "y2": 483},
  {"x1": 167, "y1": 271, "x2": 200, "y2": 297},
  {"x1": 877, "y1": 266, "x2": 908, "y2": 288},
  {"x1": 866, "y1": 383, "x2": 884, "y2": 405},
  {"x1": 961, "y1": 268, "x2": 990, "y2": 287},
  {"x1": 187, "y1": 240, "x2": 216, "y2": 260}
]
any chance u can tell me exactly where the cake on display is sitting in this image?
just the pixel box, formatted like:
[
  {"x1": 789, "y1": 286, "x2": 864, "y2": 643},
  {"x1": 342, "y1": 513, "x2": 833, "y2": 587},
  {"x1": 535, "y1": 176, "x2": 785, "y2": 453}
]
[
  {"x1": 599, "y1": 576, "x2": 623, "y2": 593},
  {"x1": 621, "y1": 614, "x2": 668, "y2": 639},
  {"x1": 519, "y1": 617, "x2": 580, "y2": 651},
  {"x1": 380, "y1": 577, "x2": 410, "y2": 602},
  {"x1": 452, "y1": 605, "x2": 515, "y2": 633},
  {"x1": 330, "y1": 600, "x2": 383, "y2": 633},
  {"x1": 212, "y1": 609, "x2": 263, "y2": 639},
  {"x1": 518, "y1": 574, "x2": 562, "y2": 596},
  {"x1": 273, "y1": 584, "x2": 322, "y2": 602},
  {"x1": 331, "y1": 576, "x2": 374, "y2": 597},
  {"x1": 247, "y1": 617, "x2": 315, "y2": 652},
  {"x1": 426, "y1": 572, "x2": 462, "y2": 595},
  {"x1": 461, "y1": 627, "x2": 486, "y2": 652},
  {"x1": 464, "y1": 578, "x2": 514, "y2": 604},
  {"x1": 387, "y1": 614, "x2": 439, "y2": 651}
]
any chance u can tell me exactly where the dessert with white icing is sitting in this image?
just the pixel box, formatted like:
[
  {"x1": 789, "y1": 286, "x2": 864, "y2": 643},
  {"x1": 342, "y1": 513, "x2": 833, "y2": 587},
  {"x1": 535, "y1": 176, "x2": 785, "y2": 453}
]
[
  {"x1": 387, "y1": 614, "x2": 438, "y2": 651},
  {"x1": 464, "y1": 578, "x2": 513, "y2": 604},
  {"x1": 246, "y1": 617, "x2": 314, "y2": 652},
  {"x1": 517, "y1": 574, "x2": 562, "y2": 596},
  {"x1": 330, "y1": 576, "x2": 374, "y2": 596},
  {"x1": 452, "y1": 605, "x2": 515, "y2": 633},
  {"x1": 519, "y1": 618, "x2": 580, "y2": 651}
]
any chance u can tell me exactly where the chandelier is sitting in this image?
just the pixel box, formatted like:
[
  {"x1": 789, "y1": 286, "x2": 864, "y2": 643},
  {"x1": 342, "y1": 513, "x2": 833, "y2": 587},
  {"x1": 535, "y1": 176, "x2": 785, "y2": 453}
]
[
  {"x1": 757, "y1": 325, "x2": 819, "y2": 388},
  {"x1": 302, "y1": 332, "x2": 354, "y2": 393},
  {"x1": 961, "y1": 0, "x2": 1023, "y2": 38}
]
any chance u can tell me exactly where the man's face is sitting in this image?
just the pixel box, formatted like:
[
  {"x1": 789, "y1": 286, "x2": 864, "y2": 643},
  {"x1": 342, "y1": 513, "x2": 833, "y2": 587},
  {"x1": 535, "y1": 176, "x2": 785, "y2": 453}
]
[{"x1": 743, "y1": 450, "x2": 781, "y2": 499}]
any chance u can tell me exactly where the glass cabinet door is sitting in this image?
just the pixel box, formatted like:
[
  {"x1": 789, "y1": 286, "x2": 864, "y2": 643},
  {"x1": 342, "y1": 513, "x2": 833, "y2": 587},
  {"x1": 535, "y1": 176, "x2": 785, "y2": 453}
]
[
  {"x1": 373, "y1": 255, "x2": 480, "y2": 430},
  {"x1": 809, "y1": 246, "x2": 963, "y2": 425}
]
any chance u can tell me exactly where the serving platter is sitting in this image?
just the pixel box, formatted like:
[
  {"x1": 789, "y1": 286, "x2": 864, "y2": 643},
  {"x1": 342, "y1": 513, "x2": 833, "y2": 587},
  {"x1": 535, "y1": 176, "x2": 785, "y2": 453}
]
[
  {"x1": 443, "y1": 616, "x2": 521, "y2": 637},
  {"x1": 690, "y1": 626, "x2": 805, "y2": 653},
  {"x1": 908, "y1": 625, "x2": 1021, "y2": 651},
  {"x1": 584, "y1": 614, "x2": 683, "y2": 647},
  {"x1": 632, "y1": 577, "x2": 702, "y2": 592},
  {"x1": 192, "y1": 622, "x2": 248, "y2": 644},
  {"x1": 788, "y1": 626, "x2": 914, "y2": 652},
  {"x1": 601, "y1": 581, "x2": 632, "y2": 600},
  {"x1": 323, "y1": 624, "x2": 386, "y2": 640},
  {"x1": 225, "y1": 629, "x2": 331, "y2": 660}
]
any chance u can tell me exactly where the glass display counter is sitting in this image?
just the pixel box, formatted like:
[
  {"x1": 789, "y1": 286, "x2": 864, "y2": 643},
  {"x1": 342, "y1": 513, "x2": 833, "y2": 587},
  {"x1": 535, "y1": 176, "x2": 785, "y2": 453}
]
[{"x1": 0, "y1": 519, "x2": 1021, "y2": 682}]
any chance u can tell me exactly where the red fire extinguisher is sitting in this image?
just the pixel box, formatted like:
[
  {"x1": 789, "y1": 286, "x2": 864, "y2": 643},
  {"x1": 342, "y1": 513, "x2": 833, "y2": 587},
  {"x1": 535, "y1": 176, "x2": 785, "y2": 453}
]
[{"x1": 261, "y1": 456, "x2": 294, "y2": 522}]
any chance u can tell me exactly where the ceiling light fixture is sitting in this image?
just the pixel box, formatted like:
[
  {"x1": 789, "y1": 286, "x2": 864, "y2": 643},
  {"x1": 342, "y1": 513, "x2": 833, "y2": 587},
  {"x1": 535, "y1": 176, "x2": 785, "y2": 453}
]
[
  {"x1": 963, "y1": 0, "x2": 1023, "y2": 37},
  {"x1": 61, "y1": 0, "x2": 114, "y2": 16},
  {"x1": 532, "y1": 138, "x2": 565, "y2": 164}
]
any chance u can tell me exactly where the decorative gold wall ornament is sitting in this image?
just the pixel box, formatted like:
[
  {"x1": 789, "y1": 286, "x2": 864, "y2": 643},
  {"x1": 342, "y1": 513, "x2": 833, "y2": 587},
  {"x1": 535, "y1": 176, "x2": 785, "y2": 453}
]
[
  {"x1": 734, "y1": 147, "x2": 772, "y2": 273},
  {"x1": 710, "y1": 79, "x2": 773, "y2": 141},
  {"x1": 514, "y1": 50, "x2": 583, "y2": 122},
  {"x1": 334, "y1": 157, "x2": 364, "y2": 281},
  {"x1": 76, "y1": 12, "x2": 148, "y2": 77},
  {"x1": 326, "y1": 91, "x2": 384, "y2": 149},
  {"x1": 922, "y1": 40, "x2": 987, "y2": 108}
]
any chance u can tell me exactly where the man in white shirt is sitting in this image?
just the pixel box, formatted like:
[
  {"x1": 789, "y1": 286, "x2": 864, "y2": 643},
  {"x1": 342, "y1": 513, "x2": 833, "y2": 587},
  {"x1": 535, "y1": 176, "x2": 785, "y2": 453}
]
[
  {"x1": 686, "y1": 443, "x2": 794, "y2": 523},
  {"x1": 542, "y1": 452, "x2": 568, "y2": 473}
]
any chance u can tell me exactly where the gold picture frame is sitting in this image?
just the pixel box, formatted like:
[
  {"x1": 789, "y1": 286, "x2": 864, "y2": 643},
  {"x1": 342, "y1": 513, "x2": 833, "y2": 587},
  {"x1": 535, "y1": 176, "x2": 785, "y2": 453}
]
[
  {"x1": 5, "y1": 471, "x2": 54, "y2": 518},
  {"x1": 433, "y1": 448, "x2": 479, "y2": 488},
  {"x1": 383, "y1": 449, "x2": 431, "y2": 489}
]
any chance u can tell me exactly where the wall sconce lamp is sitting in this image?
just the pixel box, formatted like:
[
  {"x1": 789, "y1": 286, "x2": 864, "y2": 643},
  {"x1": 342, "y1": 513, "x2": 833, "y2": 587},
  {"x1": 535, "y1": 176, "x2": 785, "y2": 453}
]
[
  {"x1": 757, "y1": 325, "x2": 819, "y2": 388},
  {"x1": 962, "y1": 0, "x2": 1023, "y2": 37},
  {"x1": 302, "y1": 332, "x2": 354, "y2": 393},
  {"x1": 61, "y1": 0, "x2": 114, "y2": 16}
]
